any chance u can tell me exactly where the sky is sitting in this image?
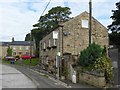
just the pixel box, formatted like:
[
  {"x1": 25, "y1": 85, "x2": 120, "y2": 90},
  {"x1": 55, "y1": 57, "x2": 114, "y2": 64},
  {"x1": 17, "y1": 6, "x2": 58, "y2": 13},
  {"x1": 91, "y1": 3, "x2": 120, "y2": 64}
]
[{"x1": 0, "y1": 0, "x2": 118, "y2": 41}]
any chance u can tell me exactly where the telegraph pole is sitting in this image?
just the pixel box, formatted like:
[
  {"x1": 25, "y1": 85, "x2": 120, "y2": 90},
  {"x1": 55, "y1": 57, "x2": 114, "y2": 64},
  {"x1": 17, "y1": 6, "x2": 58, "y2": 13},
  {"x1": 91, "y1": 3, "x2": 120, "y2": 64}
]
[
  {"x1": 89, "y1": 0, "x2": 92, "y2": 45},
  {"x1": 30, "y1": 30, "x2": 32, "y2": 63}
]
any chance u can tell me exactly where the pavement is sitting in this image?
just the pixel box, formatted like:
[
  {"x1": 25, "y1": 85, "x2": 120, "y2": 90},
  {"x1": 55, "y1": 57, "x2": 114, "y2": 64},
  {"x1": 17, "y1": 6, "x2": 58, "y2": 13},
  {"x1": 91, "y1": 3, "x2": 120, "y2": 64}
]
[
  {"x1": 29, "y1": 65, "x2": 95, "y2": 88},
  {"x1": 8, "y1": 64, "x2": 68, "y2": 88},
  {"x1": 8, "y1": 63, "x2": 95, "y2": 88},
  {"x1": 0, "y1": 61, "x2": 37, "y2": 88}
]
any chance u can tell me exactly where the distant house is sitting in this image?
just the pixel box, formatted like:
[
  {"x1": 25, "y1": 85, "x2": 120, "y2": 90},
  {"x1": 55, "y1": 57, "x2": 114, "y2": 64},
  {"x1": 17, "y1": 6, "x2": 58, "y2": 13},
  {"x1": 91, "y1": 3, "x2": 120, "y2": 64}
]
[
  {"x1": 0, "y1": 40, "x2": 35, "y2": 58},
  {"x1": 39, "y1": 11, "x2": 109, "y2": 77}
]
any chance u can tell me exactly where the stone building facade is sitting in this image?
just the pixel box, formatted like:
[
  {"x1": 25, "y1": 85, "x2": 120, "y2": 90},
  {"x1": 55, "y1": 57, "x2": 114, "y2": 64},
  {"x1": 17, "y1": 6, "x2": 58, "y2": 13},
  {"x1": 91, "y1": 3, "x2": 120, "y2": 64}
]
[
  {"x1": 0, "y1": 41, "x2": 35, "y2": 58},
  {"x1": 39, "y1": 11, "x2": 109, "y2": 74}
]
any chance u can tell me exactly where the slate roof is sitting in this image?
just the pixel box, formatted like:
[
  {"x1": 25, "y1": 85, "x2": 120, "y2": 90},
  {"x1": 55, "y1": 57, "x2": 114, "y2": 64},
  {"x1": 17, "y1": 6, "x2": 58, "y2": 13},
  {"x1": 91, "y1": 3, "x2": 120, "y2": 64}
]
[{"x1": 0, "y1": 41, "x2": 33, "y2": 46}]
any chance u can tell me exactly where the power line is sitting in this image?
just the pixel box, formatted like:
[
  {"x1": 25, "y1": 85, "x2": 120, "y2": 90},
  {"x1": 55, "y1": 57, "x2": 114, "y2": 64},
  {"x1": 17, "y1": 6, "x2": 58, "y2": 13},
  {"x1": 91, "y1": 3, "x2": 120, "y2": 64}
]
[{"x1": 39, "y1": 0, "x2": 52, "y2": 21}]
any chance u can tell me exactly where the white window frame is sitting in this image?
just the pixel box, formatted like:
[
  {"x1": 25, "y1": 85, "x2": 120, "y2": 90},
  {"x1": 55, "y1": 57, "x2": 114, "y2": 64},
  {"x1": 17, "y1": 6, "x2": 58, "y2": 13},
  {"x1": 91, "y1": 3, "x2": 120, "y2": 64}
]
[
  {"x1": 53, "y1": 39, "x2": 56, "y2": 46},
  {"x1": 81, "y1": 19, "x2": 88, "y2": 28},
  {"x1": 19, "y1": 46, "x2": 22, "y2": 50},
  {"x1": 26, "y1": 46, "x2": 29, "y2": 50},
  {"x1": 13, "y1": 47, "x2": 16, "y2": 50}
]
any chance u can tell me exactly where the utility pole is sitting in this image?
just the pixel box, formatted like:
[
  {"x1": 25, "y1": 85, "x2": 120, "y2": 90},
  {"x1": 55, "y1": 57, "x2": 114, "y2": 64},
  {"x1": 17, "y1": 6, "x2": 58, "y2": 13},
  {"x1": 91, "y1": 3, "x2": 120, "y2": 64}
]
[
  {"x1": 89, "y1": 0, "x2": 92, "y2": 45},
  {"x1": 59, "y1": 25, "x2": 64, "y2": 56},
  {"x1": 30, "y1": 30, "x2": 32, "y2": 63},
  {"x1": 56, "y1": 29, "x2": 60, "y2": 80}
]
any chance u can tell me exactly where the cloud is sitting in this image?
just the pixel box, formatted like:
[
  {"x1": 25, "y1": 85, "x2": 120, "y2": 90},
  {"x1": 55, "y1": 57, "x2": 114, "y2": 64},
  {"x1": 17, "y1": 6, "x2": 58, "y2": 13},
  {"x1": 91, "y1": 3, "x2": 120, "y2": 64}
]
[
  {"x1": 0, "y1": 2, "x2": 40, "y2": 41},
  {"x1": 0, "y1": 0, "x2": 119, "y2": 41}
]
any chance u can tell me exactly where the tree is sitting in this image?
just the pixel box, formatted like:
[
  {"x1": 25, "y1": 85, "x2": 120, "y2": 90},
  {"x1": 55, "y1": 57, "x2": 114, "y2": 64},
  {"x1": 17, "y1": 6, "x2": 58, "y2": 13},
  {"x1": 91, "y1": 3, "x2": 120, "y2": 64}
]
[
  {"x1": 25, "y1": 33, "x2": 30, "y2": 41},
  {"x1": 25, "y1": 6, "x2": 72, "y2": 56},
  {"x1": 12, "y1": 37, "x2": 15, "y2": 42},
  {"x1": 108, "y1": 2, "x2": 120, "y2": 51},
  {"x1": 108, "y1": 1, "x2": 120, "y2": 32},
  {"x1": 7, "y1": 46, "x2": 12, "y2": 56}
]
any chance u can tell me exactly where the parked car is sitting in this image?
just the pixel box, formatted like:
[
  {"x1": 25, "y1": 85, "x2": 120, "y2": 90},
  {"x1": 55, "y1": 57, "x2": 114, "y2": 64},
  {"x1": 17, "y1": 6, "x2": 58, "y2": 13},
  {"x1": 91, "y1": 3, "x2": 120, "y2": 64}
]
[
  {"x1": 4, "y1": 56, "x2": 15, "y2": 61},
  {"x1": 21, "y1": 55, "x2": 31, "y2": 59}
]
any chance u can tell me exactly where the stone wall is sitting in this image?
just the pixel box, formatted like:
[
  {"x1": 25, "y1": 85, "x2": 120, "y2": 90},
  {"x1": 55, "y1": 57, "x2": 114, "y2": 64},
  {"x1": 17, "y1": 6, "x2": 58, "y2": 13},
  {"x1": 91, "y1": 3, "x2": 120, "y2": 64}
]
[
  {"x1": 79, "y1": 72, "x2": 106, "y2": 87},
  {"x1": 62, "y1": 11, "x2": 108, "y2": 55}
]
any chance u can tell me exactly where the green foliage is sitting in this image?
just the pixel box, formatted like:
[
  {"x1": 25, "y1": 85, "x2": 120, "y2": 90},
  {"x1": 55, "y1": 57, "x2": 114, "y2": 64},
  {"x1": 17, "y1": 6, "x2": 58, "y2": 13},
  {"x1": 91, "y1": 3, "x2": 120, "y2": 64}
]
[
  {"x1": 25, "y1": 33, "x2": 30, "y2": 41},
  {"x1": 25, "y1": 6, "x2": 72, "y2": 56},
  {"x1": 109, "y1": 32, "x2": 120, "y2": 51},
  {"x1": 15, "y1": 56, "x2": 20, "y2": 59},
  {"x1": 7, "y1": 46, "x2": 13, "y2": 56},
  {"x1": 79, "y1": 43, "x2": 103, "y2": 67},
  {"x1": 108, "y1": 1, "x2": 120, "y2": 32},
  {"x1": 94, "y1": 57, "x2": 114, "y2": 83},
  {"x1": 79, "y1": 43, "x2": 114, "y2": 84},
  {"x1": 22, "y1": 58, "x2": 39, "y2": 66}
]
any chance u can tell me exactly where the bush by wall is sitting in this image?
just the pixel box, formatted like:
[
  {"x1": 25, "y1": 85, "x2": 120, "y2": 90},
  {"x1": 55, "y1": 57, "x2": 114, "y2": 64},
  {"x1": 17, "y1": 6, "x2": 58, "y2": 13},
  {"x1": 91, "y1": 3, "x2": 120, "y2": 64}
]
[
  {"x1": 78, "y1": 43, "x2": 114, "y2": 84},
  {"x1": 79, "y1": 42, "x2": 103, "y2": 67}
]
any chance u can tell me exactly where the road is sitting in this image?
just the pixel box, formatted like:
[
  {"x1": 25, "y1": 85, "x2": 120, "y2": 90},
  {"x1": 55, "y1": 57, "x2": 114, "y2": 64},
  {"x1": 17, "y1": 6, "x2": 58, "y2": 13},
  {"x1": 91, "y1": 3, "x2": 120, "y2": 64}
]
[
  {"x1": 7, "y1": 64, "x2": 67, "y2": 88},
  {"x1": 1, "y1": 62, "x2": 37, "y2": 88}
]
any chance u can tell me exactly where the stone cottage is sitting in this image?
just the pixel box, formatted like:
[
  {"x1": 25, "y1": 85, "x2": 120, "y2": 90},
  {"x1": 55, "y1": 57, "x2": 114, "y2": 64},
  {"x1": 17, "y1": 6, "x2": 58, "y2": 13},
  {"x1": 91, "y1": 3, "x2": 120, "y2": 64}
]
[
  {"x1": 0, "y1": 40, "x2": 35, "y2": 58},
  {"x1": 39, "y1": 11, "x2": 109, "y2": 78}
]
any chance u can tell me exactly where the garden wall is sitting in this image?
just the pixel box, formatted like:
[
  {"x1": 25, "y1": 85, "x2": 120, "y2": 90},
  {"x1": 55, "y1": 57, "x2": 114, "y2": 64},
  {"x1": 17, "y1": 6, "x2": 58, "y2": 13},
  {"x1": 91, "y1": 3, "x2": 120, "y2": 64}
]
[{"x1": 79, "y1": 71, "x2": 106, "y2": 87}]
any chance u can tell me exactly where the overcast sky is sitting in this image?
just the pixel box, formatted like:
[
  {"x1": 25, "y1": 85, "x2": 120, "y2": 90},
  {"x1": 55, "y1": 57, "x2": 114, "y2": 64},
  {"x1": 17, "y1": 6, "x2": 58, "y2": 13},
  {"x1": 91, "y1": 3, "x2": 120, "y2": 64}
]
[{"x1": 0, "y1": 0, "x2": 118, "y2": 41}]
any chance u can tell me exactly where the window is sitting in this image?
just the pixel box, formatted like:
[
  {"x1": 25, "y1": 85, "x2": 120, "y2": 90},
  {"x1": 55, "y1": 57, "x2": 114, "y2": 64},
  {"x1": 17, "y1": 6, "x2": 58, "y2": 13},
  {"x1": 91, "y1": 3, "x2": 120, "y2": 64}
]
[
  {"x1": 53, "y1": 31, "x2": 58, "y2": 39},
  {"x1": 13, "y1": 52, "x2": 16, "y2": 55},
  {"x1": 81, "y1": 19, "x2": 88, "y2": 28},
  {"x1": 13, "y1": 47, "x2": 16, "y2": 50},
  {"x1": 26, "y1": 46, "x2": 29, "y2": 50},
  {"x1": 19, "y1": 46, "x2": 22, "y2": 50},
  {"x1": 43, "y1": 42, "x2": 46, "y2": 49},
  {"x1": 40, "y1": 43, "x2": 42, "y2": 50},
  {"x1": 26, "y1": 52, "x2": 29, "y2": 55},
  {"x1": 49, "y1": 39, "x2": 51, "y2": 47},
  {"x1": 53, "y1": 39, "x2": 57, "y2": 46}
]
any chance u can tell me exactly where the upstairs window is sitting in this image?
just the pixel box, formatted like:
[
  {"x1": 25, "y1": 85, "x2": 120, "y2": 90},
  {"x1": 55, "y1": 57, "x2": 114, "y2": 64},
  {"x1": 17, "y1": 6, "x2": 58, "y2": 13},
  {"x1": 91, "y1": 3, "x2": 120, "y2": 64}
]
[
  {"x1": 13, "y1": 47, "x2": 16, "y2": 50},
  {"x1": 81, "y1": 19, "x2": 88, "y2": 28},
  {"x1": 26, "y1": 46, "x2": 29, "y2": 50},
  {"x1": 19, "y1": 46, "x2": 22, "y2": 50}
]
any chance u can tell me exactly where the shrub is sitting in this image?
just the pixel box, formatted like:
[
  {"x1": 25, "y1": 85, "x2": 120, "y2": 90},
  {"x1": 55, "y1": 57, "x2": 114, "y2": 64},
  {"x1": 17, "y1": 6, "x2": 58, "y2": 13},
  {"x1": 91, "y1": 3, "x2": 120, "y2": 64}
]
[
  {"x1": 15, "y1": 56, "x2": 20, "y2": 59},
  {"x1": 79, "y1": 43, "x2": 114, "y2": 84},
  {"x1": 79, "y1": 42, "x2": 103, "y2": 67},
  {"x1": 94, "y1": 56, "x2": 114, "y2": 83}
]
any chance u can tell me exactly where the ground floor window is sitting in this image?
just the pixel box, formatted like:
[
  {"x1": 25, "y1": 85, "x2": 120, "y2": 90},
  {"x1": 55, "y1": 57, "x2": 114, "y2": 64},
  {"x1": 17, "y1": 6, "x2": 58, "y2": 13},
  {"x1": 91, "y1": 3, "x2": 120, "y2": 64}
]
[{"x1": 13, "y1": 52, "x2": 16, "y2": 55}]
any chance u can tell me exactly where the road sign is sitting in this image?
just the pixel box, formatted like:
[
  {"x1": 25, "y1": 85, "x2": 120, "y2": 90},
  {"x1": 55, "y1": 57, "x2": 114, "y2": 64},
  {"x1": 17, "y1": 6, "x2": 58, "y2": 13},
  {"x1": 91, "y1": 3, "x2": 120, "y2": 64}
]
[{"x1": 53, "y1": 31, "x2": 58, "y2": 39}]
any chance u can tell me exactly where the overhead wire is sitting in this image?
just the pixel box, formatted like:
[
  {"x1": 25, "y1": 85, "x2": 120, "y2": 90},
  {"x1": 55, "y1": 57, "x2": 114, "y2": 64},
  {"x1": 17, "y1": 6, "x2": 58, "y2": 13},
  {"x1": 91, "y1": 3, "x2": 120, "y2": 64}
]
[
  {"x1": 39, "y1": 0, "x2": 52, "y2": 22},
  {"x1": 2, "y1": 0, "x2": 52, "y2": 39}
]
